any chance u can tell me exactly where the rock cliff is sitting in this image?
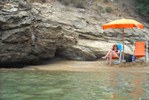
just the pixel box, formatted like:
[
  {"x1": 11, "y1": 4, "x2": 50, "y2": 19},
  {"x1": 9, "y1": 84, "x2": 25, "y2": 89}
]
[{"x1": 0, "y1": 0, "x2": 148, "y2": 64}]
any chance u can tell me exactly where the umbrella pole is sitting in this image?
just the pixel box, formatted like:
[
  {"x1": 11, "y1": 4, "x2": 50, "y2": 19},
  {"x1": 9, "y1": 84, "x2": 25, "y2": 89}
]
[{"x1": 122, "y1": 29, "x2": 125, "y2": 62}]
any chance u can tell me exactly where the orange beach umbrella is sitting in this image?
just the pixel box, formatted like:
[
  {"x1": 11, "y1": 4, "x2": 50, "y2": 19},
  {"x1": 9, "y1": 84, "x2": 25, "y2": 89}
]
[
  {"x1": 102, "y1": 19, "x2": 144, "y2": 29},
  {"x1": 102, "y1": 18, "x2": 144, "y2": 61}
]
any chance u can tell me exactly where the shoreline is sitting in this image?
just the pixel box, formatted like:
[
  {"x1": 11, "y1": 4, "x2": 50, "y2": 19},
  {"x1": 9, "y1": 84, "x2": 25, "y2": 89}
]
[{"x1": 1, "y1": 58, "x2": 149, "y2": 72}]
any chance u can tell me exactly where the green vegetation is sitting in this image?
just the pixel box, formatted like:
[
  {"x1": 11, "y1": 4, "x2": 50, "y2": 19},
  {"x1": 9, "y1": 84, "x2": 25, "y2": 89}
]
[
  {"x1": 103, "y1": 0, "x2": 109, "y2": 3},
  {"x1": 105, "y1": 6, "x2": 113, "y2": 13},
  {"x1": 135, "y1": 0, "x2": 149, "y2": 15},
  {"x1": 57, "y1": 0, "x2": 91, "y2": 8}
]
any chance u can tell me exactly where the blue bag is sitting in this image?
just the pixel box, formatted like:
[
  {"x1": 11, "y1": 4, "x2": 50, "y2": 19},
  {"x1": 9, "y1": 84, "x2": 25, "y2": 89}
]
[{"x1": 126, "y1": 55, "x2": 135, "y2": 62}]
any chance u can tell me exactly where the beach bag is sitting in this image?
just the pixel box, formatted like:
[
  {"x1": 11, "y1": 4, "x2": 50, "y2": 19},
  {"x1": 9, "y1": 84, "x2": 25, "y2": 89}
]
[{"x1": 126, "y1": 55, "x2": 135, "y2": 62}]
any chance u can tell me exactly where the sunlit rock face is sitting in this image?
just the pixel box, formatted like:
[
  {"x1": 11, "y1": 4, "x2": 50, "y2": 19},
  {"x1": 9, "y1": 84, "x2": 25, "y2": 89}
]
[{"x1": 0, "y1": 0, "x2": 148, "y2": 64}]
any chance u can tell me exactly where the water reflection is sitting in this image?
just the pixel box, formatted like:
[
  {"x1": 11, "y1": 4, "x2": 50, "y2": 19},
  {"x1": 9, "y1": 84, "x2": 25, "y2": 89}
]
[{"x1": 0, "y1": 70, "x2": 149, "y2": 100}]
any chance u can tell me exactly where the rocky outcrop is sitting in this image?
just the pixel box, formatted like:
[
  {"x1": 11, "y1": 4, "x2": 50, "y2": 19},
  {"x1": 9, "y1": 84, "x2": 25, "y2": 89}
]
[
  {"x1": 0, "y1": 0, "x2": 148, "y2": 64},
  {"x1": 0, "y1": 0, "x2": 77, "y2": 63}
]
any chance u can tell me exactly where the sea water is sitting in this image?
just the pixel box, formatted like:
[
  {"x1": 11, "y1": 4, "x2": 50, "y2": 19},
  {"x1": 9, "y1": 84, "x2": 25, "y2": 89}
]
[{"x1": 0, "y1": 69, "x2": 149, "y2": 100}]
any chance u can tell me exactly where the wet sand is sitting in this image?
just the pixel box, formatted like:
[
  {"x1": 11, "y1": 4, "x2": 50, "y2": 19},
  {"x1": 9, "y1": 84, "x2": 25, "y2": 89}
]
[{"x1": 23, "y1": 58, "x2": 149, "y2": 73}]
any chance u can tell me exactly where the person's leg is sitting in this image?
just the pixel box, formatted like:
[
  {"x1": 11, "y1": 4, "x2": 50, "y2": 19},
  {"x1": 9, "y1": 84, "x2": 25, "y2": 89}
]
[
  {"x1": 107, "y1": 51, "x2": 118, "y2": 64},
  {"x1": 102, "y1": 50, "x2": 112, "y2": 59},
  {"x1": 111, "y1": 51, "x2": 119, "y2": 58},
  {"x1": 109, "y1": 51, "x2": 112, "y2": 65}
]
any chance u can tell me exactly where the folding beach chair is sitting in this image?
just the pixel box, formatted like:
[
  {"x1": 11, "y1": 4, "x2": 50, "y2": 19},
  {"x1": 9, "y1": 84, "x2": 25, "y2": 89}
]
[
  {"x1": 134, "y1": 41, "x2": 145, "y2": 61},
  {"x1": 113, "y1": 43, "x2": 123, "y2": 64}
]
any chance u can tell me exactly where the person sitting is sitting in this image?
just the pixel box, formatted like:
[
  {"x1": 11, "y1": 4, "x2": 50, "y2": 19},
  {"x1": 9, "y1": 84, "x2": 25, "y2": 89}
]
[{"x1": 102, "y1": 44, "x2": 120, "y2": 65}]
